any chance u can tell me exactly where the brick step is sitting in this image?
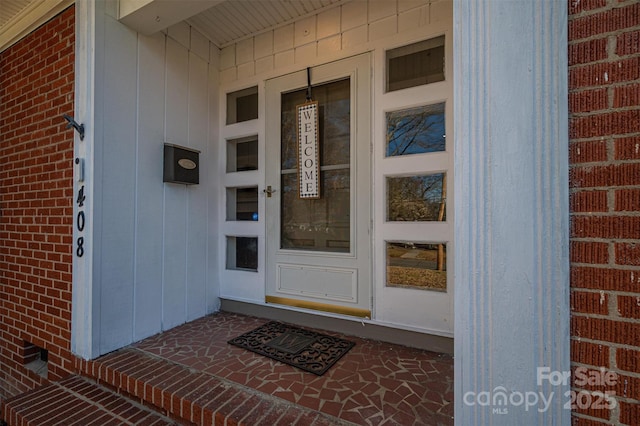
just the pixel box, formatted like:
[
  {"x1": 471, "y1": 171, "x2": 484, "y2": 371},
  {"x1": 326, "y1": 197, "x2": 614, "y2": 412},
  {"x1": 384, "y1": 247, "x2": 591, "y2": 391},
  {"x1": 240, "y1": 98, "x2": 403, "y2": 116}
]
[
  {"x1": 75, "y1": 348, "x2": 348, "y2": 426},
  {"x1": 1, "y1": 375, "x2": 176, "y2": 426}
]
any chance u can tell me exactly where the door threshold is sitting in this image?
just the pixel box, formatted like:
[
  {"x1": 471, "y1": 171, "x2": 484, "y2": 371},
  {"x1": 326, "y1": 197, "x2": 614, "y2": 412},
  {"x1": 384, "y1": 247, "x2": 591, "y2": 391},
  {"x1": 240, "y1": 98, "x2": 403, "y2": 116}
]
[
  {"x1": 265, "y1": 295, "x2": 371, "y2": 318},
  {"x1": 220, "y1": 298, "x2": 454, "y2": 355}
]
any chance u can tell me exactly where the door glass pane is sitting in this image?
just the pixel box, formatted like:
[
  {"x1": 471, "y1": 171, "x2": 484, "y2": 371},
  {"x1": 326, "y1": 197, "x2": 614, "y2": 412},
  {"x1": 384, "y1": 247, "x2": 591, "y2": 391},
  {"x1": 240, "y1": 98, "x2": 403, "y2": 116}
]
[
  {"x1": 226, "y1": 187, "x2": 258, "y2": 221},
  {"x1": 226, "y1": 236, "x2": 258, "y2": 271},
  {"x1": 387, "y1": 173, "x2": 446, "y2": 221},
  {"x1": 227, "y1": 136, "x2": 258, "y2": 172},
  {"x1": 227, "y1": 86, "x2": 258, "y2": 124},
  {"x1": 386, "y1": 242, "x2": 447, "y2": 291},
  {"x1": 386, "y1": 103, "x2": 445, "y2": 157},
  {"x1": 280, "y1": 79, "x2": 351, "y2": 252}
]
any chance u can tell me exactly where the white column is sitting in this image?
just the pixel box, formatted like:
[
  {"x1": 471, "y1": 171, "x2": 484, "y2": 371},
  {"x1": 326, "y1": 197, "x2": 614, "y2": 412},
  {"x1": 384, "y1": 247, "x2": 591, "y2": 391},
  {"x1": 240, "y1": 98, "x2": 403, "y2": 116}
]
[
  {"x1": 71, "y1": 0, "x2": 98, "y2": 359},
  {"x1": 453, "y1": 1, "x2": 570, "y2": 424}
]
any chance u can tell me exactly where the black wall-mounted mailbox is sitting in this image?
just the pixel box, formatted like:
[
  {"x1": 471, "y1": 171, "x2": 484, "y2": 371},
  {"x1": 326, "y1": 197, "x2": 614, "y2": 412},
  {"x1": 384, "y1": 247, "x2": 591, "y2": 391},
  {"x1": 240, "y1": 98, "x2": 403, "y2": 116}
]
[{"x1": 163, "y1": 143, "x2": 200, "y2": 185}]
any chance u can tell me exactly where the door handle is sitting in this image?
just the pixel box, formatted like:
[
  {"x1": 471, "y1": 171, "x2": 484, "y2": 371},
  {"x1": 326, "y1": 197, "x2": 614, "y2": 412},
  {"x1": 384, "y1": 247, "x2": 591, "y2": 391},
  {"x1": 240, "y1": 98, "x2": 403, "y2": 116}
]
[{"x1": 263, "y1": 185, "x2": 277, "y2": 198}]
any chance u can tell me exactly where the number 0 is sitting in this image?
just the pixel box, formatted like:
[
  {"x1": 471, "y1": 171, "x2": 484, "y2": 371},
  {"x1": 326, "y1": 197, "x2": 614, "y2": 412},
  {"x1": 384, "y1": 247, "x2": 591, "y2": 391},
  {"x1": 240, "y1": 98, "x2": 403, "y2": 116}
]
[{"x1": 77, "y1": 211, "x2": 85, "y2": 232}]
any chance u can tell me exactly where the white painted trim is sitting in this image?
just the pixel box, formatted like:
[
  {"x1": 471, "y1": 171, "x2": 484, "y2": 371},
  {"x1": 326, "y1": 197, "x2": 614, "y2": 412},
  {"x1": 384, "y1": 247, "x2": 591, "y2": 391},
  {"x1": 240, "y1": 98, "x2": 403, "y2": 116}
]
[
  {"x1": 453, "y1": 0, "x2": 570, "y2": 423},
  {"x1": 221, "y1": 298, "x2": 454, "y2": 354},
  {"x1": 263, "y1": 54, "x2": 373, "y2": 316},
  {"x1": 71, "y1": 0, "x2": 97, "y2": 360},
  {"x1": 372, "y1": 23, "x2": 454, "y2": 335},
  {"x1": 0, "y1": 0, "x2": 74, "y2": 53},
  {"x1": 118, "y1": 0, "x2": 223, "y2": 36},
  {"x1": 220, "y1": 296, "x2": 454, "y2": 339}
]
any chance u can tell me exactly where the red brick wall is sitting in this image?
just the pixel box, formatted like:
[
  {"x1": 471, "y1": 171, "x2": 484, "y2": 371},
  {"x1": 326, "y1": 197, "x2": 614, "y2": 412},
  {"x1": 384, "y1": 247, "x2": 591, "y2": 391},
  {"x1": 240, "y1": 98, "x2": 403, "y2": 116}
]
[
  {"x1": 569, "y1": 0, "x2": 640, "y2": 424},
  {"x1": 0, "y1": 6, "x2": 75, "y2": 401}
]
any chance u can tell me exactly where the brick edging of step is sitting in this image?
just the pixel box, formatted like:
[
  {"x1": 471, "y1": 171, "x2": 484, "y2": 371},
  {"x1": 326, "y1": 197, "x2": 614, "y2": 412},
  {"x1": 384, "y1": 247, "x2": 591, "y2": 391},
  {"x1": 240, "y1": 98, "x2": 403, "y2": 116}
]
[
  {"x1": 75, "y1": 348, "x2": 353, "y2": 426},
  {"x1": 1, "y1": 375, "x2": 176, "y2": 426}
]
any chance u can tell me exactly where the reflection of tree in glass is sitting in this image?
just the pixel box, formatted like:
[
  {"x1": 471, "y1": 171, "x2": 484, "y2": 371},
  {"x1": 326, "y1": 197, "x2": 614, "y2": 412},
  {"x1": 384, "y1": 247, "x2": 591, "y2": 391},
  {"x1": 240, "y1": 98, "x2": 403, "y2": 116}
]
[
  {"x1": 386, "y1": 103, "x2": 445, "y2": 157},
  {"x1": 278, "y1": 78, "x2": 352, "y2": 253},
  {"x1": 388, "y1": 173, "x2": 446, "y2": 221},
  {"x1": 281, "y1": 79, "x2": 350, "y2": 170},
  {"x1": 281, "y1": 171, "x2": 350, "y2": 252},
  {"x1": 281, "y1": 107, "x2": 299, "y2": 170}
]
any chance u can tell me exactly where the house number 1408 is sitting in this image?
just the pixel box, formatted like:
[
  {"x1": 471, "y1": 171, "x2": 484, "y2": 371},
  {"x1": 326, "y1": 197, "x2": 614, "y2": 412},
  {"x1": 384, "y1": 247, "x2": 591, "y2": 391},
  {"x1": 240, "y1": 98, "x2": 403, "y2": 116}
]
[{"x1": 75, "y1": 158, "x2": 86, "y2": 257}]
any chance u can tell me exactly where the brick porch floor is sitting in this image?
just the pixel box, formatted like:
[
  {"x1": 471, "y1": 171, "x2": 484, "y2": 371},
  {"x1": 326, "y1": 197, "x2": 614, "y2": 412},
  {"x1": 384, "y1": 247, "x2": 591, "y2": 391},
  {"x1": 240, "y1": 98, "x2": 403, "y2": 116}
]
[{"x1": 5, "y1": 311, "x2": 454, "y2": 425}]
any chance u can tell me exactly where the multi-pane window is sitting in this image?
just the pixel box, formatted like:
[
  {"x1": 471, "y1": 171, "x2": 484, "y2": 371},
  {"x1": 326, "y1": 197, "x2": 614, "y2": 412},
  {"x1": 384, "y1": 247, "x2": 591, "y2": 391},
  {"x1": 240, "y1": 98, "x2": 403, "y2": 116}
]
[
  {"x1": 225, "y1": 87, "x2": 260, "y2": 272},
  {"x1": 383, "y1": 35, "x2": 450, "y2": 292}
]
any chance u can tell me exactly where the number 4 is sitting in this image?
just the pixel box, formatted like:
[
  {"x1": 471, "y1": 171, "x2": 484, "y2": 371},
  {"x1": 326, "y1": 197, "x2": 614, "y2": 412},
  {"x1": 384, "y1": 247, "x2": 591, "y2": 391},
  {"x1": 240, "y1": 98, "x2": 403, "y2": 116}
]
[{"x1": 77, "y1": 185, "x2": 85, "y2": 207}]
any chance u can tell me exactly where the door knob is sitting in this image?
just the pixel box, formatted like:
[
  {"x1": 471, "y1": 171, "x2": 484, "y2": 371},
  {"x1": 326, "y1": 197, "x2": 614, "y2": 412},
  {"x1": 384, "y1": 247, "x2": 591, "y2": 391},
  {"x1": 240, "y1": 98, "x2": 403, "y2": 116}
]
[{"x1": 263, "y1": 185, "x2": 277, "y2": 197}]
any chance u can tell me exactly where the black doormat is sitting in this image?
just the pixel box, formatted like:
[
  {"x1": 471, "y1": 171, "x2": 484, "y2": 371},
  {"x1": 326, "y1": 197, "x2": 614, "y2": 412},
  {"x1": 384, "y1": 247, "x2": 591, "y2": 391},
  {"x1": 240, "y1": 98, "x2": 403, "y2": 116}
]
[{"x1": 228, "y1": 321, "x2": 355, "y2": 376}]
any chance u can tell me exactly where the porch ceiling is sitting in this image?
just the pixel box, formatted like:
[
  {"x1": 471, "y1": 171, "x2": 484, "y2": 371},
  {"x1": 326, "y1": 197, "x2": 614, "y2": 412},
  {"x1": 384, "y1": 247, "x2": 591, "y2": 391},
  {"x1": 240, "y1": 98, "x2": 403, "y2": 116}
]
[
  {"x1": 1, "y1": 0, "x2": 345, "y2": 50},
  {"x1": 186, "y1": 0, "x2": 344, "y2": 48}
]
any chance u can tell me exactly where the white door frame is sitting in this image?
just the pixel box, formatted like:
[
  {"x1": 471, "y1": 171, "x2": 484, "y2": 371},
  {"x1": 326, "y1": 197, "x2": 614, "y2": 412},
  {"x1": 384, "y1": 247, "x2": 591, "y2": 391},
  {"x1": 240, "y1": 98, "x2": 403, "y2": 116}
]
[{"x1": 264, "y1": 53, "x2": 372, "y2": 318}]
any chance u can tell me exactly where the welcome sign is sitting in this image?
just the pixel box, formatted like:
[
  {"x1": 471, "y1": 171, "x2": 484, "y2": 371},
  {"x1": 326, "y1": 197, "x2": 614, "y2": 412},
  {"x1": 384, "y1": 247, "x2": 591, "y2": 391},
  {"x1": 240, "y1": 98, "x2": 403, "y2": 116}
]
[{"x1": 297, "y1": 101, "x2": 320, "y2": 199}]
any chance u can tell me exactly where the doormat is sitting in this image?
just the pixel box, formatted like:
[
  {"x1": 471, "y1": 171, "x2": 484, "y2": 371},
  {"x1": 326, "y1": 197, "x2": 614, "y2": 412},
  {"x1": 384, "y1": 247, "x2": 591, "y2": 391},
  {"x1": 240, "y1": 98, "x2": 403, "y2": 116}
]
[{"x1": 228, "y1": 321, "x2": 355, "y2": 376}]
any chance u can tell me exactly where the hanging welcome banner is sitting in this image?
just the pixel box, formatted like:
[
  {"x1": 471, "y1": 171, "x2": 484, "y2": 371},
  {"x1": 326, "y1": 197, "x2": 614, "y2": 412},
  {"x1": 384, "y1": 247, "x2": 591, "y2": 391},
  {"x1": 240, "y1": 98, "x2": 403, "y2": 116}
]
[{"x1": 297, "y1": 101, "x2": 320, "y2": 199}]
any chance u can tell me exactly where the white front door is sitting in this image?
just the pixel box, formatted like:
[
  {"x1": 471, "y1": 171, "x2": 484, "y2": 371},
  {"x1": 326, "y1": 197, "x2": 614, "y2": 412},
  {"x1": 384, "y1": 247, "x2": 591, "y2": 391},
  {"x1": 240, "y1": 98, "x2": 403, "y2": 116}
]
[{"x1": 265, "y1": 54, "x2": 371, "y2": 318}]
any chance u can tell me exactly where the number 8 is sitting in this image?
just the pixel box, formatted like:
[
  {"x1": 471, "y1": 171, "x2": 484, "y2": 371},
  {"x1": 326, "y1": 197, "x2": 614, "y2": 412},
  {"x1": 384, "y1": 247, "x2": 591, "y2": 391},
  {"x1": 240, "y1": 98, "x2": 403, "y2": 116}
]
[{"x1": 76, "y1": 237, "x2": 84, "y2": 257}]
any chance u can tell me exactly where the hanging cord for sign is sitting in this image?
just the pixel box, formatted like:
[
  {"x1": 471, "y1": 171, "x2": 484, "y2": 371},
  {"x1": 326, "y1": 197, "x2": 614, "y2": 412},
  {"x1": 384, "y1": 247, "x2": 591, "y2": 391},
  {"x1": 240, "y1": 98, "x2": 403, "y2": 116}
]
[{"x1": 306, "y1": 67, "x2": 312, "y2": 101}]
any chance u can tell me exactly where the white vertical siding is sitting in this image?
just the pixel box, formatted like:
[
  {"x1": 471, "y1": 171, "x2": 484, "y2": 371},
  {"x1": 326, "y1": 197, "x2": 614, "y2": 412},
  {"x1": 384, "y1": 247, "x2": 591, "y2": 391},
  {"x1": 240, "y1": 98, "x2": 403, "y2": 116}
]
[
  {"x1": 133, "y1": 32, "x2": 166, "y2": 342},
  {"x1": 98, "y1": 13, "x2": 137, "y2": 354},
  {"x1": 162, "y1": 37, "x2": 190, "y2": 330},
  {"x1": 185, "y1": 51, "x2": 210, "y2": 322},
  {"x1": 93, "y1": 8, "x2": 218, "y2": 354},
  {"x1": 206, "y1": 44, "x2": 221, "y2": 315}
]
